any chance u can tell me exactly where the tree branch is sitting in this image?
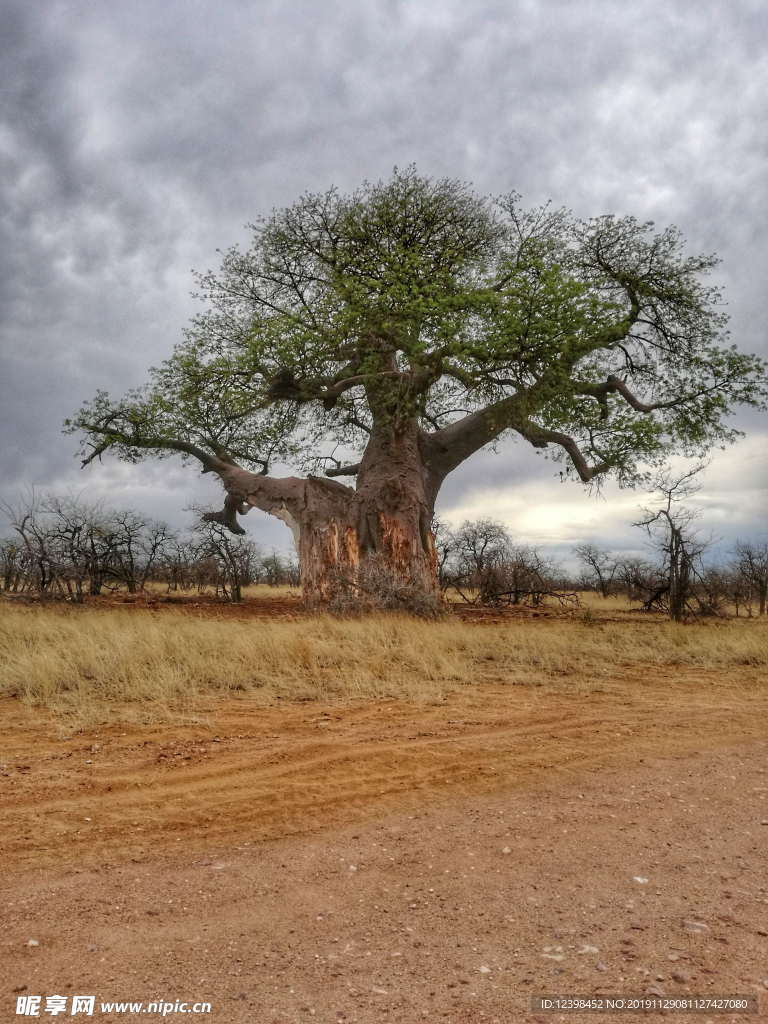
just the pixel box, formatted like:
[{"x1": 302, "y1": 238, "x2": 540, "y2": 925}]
[
  {"x1": 202, "y1": 494, "x2": 249, "y2": 535},
  {"x1": 512, "y1": 421, "x2": 611, "y2": 483},
  {"x1": 575, "y1": 374, "x2": 740, "y2": 418},
  {"x1": 78, "y1": 420, "x2": 233, "y2": 475}
]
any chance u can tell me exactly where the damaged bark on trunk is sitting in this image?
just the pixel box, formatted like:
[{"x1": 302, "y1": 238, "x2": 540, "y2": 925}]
[{"x1": 209, "y1": 422, "x2": 442, "y2": 614}]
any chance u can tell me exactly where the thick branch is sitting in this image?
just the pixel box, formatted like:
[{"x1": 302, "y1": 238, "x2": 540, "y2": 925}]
[
  {"x1": 202, "y1": 495, "x2": 248, "y2": 535},
  {"x1": 423, "y1": 387, "x2": 613, "y2": 490},
  {"x1": 422, "y1": 394, "x2": 526, "y2": 486},
  {"x1": 512, "y1": 421, "x2": 611, "y2": 483},
  {"x1": 575, "y1": 374, "x2": 737, "y2": 419},
  {"x1": 267, "y1": 365, "x2": 407, "y2": 408},
  {"x1": 576, "y1": 375, "x2": 667, "y2": 414}
]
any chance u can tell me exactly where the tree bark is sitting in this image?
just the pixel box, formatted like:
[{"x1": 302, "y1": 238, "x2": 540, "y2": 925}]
[{"x1": 216, "y1": 424, "x2": 441, "y2": 614}]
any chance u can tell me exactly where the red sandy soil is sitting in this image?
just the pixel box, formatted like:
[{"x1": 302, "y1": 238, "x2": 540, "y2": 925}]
[
  {"x1": 1, "y1": 590, "x2": 587, "y2": 623},
  {"x1": 3, "y1": 664, "x2": 768, "y2": 1024}
]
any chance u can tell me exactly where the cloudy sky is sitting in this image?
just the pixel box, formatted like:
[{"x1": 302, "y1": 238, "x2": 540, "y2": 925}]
[{"x1": 1, "y1": 0, "x2": 766, "y2": 563}]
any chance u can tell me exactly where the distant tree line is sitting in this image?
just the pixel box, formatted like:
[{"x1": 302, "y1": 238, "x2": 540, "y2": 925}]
[
  {"x1": 574, "y1": 468, "x2": 767, "y2": 621},
  {"x1": 434, "y1": 467, "x2": 767, "y2": 621},
  {"x1": 434, "y1": 518, "x2": 578, "y2": 609},
  {"x1": 3, "y1": 484, "x2": 765, "y2": 620},
  {"x1": 435, "y1": 502, "x2": 767, "y2": 623},
  {"x1": 574, "y1": 538, "x2": 767, "y2": 620},
  {"x1": 0, "y1": 494, "x2": 299, "y2": 603}
]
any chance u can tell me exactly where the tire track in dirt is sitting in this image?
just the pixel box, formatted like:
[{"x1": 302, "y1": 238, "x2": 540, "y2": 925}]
[{"x1": 2, "y1": 669, "x2": 766, "y2": 871}]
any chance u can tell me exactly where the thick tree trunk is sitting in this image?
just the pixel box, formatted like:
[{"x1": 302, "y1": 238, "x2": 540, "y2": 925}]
[
  {"x1": 217, "y1": 424, "x2": 442, "y2": 615},
  {"x1": 304, "y1": 425, "x2": 439, "y2": 613}
]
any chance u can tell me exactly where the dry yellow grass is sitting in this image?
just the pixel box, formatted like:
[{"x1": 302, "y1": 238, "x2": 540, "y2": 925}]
[
  {"x1": 1, "y1": 600, "x2": 766, "y2": 728},
  {"x1": 141, "y1": 581, "x2": 302, "y2": 600}
]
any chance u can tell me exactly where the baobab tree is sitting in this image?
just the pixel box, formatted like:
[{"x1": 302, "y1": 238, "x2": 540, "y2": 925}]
[{"x1": 69, "y1": 168, "x2": 767, "y2": 612}]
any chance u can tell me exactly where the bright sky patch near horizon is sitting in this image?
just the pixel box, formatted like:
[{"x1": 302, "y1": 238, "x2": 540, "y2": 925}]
[{"x1": 1, "y1": 0, "x2": 766, "y2": 563}]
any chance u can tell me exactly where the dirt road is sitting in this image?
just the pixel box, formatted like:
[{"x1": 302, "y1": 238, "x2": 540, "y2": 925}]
[{"x1": 2, "y1": 673, "x2": 767, "y2": 1023}]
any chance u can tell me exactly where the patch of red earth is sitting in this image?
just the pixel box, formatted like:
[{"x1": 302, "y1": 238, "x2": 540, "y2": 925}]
[{"x1": 2, "y1": 676, "x2": 768, "y2": 1023}]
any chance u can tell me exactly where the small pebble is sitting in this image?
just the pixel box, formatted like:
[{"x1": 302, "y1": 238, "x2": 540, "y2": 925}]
[{"x1": 683, "y1": 919, "x2": 709, "y2": 934}]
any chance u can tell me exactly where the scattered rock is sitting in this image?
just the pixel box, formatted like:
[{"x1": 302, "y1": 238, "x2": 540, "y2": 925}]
[
  {"x1": 25, "y1": 939, "x2": 39, "y2": 947},
  {"x1": 683, "y1": 919, "x2": 709, "y2": 934},
  {"x1": 671, "y1": 970, "x2": 690, "y2": 983},
  {"x1": 578, "y1": 945, "x2": 599, "y2": 955},
  {"x1": 633, "y1": 876, "x2": 649, "y2": 884},
  {"x1": 501, "y1": 847, "x2": 512, "y2": 855},
  {"x1": 645, "y1": 984, "x2": 666, "y2": 997},
  {"x1": 478, "y1": 966, "x2": 491, "y2": 974}
]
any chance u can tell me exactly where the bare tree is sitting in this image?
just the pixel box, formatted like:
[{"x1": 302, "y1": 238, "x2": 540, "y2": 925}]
[
  {"x1": 614, "y1": 556, "x2": 662, "y2": 605},
  {"x1": 431, "y1": 518, "x2": 456, "y2": 594},
  {"x1": 492, "y1": 544, "x2": 572, "y2": 607},
  {"x1": 634, "y1": 466, "x2": 711, "y2": 621},
  {"x1": 1, "y1": 494, "x2": 56, "y2": 595},
  {"x1": 735, "y1": 540, "x2": 768, "y2": 615},
  {"x1": 107, "y1": 513, "x2": 176, "y2": 593},
  {"x1": 574, "y1": 543, "x2": 619, "y2": 598},
  {"x1": 192, "y1": 516, "x2": 264, "y2": 602},
  {"x1": 0, "y1": 538, "x2": 27, "y2": 593},
  {"x1": 435, "y1": 518, "x2": 572, "y2": 607},
  {"x1": 40, "y1": 495, "x2": 122, "y2": 601},
  {"x1": 259, "y1": 551, "x2": 299, "y2": 587},
  {"x1": 437, "y1": 519, "x2": 511, "y2": 603}
]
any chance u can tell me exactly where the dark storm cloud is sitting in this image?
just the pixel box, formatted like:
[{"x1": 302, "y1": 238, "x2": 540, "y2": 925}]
[{"x1": 1, "y1": 0, "x2": 766, "y2": 548}]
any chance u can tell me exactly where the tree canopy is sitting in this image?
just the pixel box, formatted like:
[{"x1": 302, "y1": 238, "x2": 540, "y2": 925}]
[{"x1": 70, "y1": 166, "x2": 766, "y2": 504}]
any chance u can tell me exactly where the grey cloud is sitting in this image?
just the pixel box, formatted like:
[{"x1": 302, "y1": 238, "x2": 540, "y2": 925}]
[{"x1": 1, "y1": 0, "x2": 766, "y2": 550}]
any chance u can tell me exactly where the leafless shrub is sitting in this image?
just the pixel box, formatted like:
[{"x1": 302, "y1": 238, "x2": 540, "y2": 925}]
[
  {"x1": 326, "y1": 554, "x2": 445, "y2": 619},
  {"x1": 436, "y1": 518, "x2": 576, "y2": 608},
  {"x1": 734, "y1": 540, "x2": 768, "y2": 616}
]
